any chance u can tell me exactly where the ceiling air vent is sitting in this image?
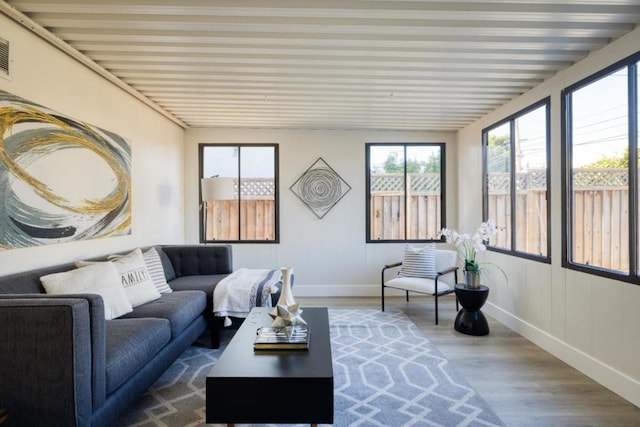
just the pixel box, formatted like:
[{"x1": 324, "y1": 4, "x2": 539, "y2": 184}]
[{"x1": 0, "y1": 37, "x2": 10, "y2": 79}]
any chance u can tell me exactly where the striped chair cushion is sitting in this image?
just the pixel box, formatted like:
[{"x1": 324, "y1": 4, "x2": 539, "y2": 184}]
[{"x1": 398, "y1": 243, "x2": 437, "y2": 279}]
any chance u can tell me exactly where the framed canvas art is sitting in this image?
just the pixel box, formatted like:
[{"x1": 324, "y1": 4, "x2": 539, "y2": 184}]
[{"x1": 0, "y1": 90, "x2": 131, "y2": 250}]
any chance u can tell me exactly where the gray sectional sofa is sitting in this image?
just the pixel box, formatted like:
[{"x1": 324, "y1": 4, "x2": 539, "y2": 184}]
[{"x1": 0, "y1": 244, "x2": 257, "y2": 427}]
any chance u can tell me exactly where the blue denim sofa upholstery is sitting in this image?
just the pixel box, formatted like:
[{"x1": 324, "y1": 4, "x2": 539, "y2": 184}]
[{"x1": 0, "y1": 244, "x2": 236, "y2": 427}]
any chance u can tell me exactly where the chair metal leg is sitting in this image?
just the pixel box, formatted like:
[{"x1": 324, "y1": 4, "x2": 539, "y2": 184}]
[
  {"x1": 405, "y1": 291, "x2": 409, "y2": 302},
  {"x1": 454, "y1": 270, "x2": 460, "y2": 315},
  {"x1": 434, "y1": 278, "x2": 440, "y2": 325},
  {"x1": 381, "y1": 268, "x2": 385, "y2": 311}
]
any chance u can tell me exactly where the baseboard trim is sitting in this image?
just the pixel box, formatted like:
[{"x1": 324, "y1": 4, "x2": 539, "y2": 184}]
[
  {"x1": 293, "y1": 284, "x2": 406, "y2": 298},
  {"x1": 484, "y1": 302, "x2": 640, "y2": 408}
]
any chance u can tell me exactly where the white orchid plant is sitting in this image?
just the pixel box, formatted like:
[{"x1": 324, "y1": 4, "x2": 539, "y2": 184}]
[{"x1": 440, "y1": 220, "x2": 500, "y2": 275}]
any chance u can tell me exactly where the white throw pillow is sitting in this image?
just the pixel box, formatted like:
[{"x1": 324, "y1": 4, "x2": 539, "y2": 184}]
[
  {"x1": 142, "y1": 247, "x2": 172, "y2": 294},
  {"x1": 398, "y1": 243, "x2": 437, "y2": 279},
  {"x1": 40, "y1": 262, "x2": 133, "y2": 320},
  {"x1": 79, "y1": 248, "x2": 161, "y2": 307}
]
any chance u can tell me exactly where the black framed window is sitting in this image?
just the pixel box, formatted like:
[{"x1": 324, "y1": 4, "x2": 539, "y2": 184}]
[
  {"x1": 366, "y1": 143, "x2": 445, "y2": 242},
  {"x1": 562, "y1": 52, "x2": 640, "y2": 282},
  {"x1": 482, "y1": 98, "x2": 551, "y2": 261},
  {"x1": 199, "y1": 144, "x2": 279, "y2": 243}
]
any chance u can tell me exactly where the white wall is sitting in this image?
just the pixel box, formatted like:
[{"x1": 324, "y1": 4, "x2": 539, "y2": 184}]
[
  {"x1": 457, "y1": 26, "x2": 640, "y2": 407},
  {"x1": 0, "y1": 14, "x2": 185, "y2": 275},
  {"x1": 184, "y1": 128, "x2": 458, "y2": 295}
]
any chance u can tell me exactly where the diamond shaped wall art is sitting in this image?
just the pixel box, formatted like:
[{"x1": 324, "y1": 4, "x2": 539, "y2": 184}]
[{"x1": 290, "y1": 157, "x2": 351, "y2": 219}]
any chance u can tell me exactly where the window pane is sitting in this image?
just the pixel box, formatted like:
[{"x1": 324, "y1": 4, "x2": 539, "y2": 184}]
[
  {"x1": 406, "y1": 145, "x2": 441, "y2": 239},
  {"x1": 369, "y1": 146, "x2": 406, "y2": 240},
  {"x1": 201, "y1": 145, "x2": 277, "y2": 242},
  {"x1": 486, "y1": 123, "x2": 511, "y2": 249},
  {"x1": 240, "y1": 146, "x2": 276, "y2": 240},
  {"x1": 203, "y1": 146, "x2": 239, "y2": 240},
  {"x1": 637, "y1": 63, "x2": 640, "y2": 275},
  {"x1": 367, "y1": 143, "x2": 444, "y2": 242},
  {"x1": 514, "y1": 105, "x2": 548, "y2": 256},
  {"x1": 571, "y1": 68, "x2": 628, "y2": 272}
]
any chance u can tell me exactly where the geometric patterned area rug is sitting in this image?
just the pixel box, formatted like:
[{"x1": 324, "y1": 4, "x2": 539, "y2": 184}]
[
  {"x1": 115, "y1": 309, "x2": 505, "y2": 427},
  {"x1": 329, "y1": 309, "x2": 505, "y2": 427},
  {"x1": 114, "y1": 344, "x2": 224, "y2": 427}
]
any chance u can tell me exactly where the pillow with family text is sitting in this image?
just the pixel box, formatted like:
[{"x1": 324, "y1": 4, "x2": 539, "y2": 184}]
[{"x1": 77, "y1": 248, "x2": 160, "y2": 307}]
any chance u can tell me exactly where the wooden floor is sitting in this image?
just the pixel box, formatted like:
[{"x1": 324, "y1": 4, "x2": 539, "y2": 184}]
[{"x1": 298, "y1": 295, "x2": 640, "y2": 427}]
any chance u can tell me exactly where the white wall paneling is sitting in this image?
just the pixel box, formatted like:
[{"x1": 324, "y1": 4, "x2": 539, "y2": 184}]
[
  {"x1": 458, "y1": 25, "x2": 640, "y2": 407},
  {"x1": 0, "y1": 14, "x2": 185, "y2": 275},
  {"x1": 184, "y1": 128, "x2": 458, "y2": 297}
]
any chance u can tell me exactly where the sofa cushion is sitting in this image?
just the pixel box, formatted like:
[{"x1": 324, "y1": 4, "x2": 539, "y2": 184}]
[
  {"x1": 105, "y1": 318, "x2": 171, "y2": 394},
  {"x1": 168, "y1": 274, "x2": 227, "y2": 294},
  {"x1": 162, "y1": 245, "x2": 232, "y2": 277},
  {"x1": 40, "y1": 263, "x2": 133, "y2": 320},
  {"x1": 168, "y1": 274, "x2": 228, "y2": 308},
  {"x1": 119, "y1": 291, "x2": 207, "y2": 338},
  {"x1": 142, "y1": 247, "x2": 173, "y2": 294},
  {"x1": 0, "y1": 263, "x2": 77, "y2": 294}
]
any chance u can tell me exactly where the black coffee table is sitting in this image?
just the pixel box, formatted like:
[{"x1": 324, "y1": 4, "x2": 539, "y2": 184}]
[{"x1": 206, "y1": 307, "x2": 334, "y2": 426}]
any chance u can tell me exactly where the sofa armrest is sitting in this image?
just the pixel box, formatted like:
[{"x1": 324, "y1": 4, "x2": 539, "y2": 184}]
[
  {"x1": 0, "y1": 294, "x2": 107, "y2": 411},
  {"x1": 161, "y1": 245, "x2": 233, "y2": 277},
  {"x1": 0, "y1": 298, "x2": 95, "y2": 427}
]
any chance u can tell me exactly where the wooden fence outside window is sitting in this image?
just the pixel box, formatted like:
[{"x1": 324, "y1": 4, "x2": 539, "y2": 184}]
[
  {"x1": 571, "y1": 168, "x2": 629, "y2": 272},
  {"x1": 369, "y1": 173, "x2": 441, "y2": 240},
  {"x1": 488, "y1": 168, "x2": 628, "y2": 270},
  {"x1": 203, "y1": 178, "x2": 275, "y2": 241},
  {"x1": 203, "y1": 170, "x2": 629, "y2": 269}
]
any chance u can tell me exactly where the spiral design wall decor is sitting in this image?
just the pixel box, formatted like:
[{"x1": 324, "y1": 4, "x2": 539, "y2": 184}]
[
  {"x1": 290, "y1": 157, "x2": 351, "y2": 219},
  {"x1": 0, "y1": 90, "x2": 131, "y2": 250}
]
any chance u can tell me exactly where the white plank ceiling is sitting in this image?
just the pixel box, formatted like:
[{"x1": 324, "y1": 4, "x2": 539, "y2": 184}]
[{"x1": 2, "y1": 0, "x2": 640, "y2": 130}]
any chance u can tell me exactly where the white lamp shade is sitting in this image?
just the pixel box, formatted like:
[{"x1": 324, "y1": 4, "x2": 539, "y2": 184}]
[{"x1": 201, "y1": 177, "x2": 235, "y2": 201}]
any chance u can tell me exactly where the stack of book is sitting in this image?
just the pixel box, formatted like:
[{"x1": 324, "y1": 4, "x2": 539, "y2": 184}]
[{"x1": 254, "y1": 325, "x2": 309, "y2": 350}]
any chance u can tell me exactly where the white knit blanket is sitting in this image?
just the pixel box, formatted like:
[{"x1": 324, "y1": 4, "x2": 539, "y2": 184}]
[{"x1": 213, "y1": 268, "x2": 282, "y2": 326}]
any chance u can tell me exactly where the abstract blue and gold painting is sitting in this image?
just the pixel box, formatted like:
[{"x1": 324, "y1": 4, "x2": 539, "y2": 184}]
[{"x1": 0, "y1": 90, "x2": 131, "y2": 250}]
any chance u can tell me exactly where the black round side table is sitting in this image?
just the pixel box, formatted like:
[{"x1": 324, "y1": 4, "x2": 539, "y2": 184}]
[{"x1": 454, "y1": 283, "x2": 490, "y2": 336}]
